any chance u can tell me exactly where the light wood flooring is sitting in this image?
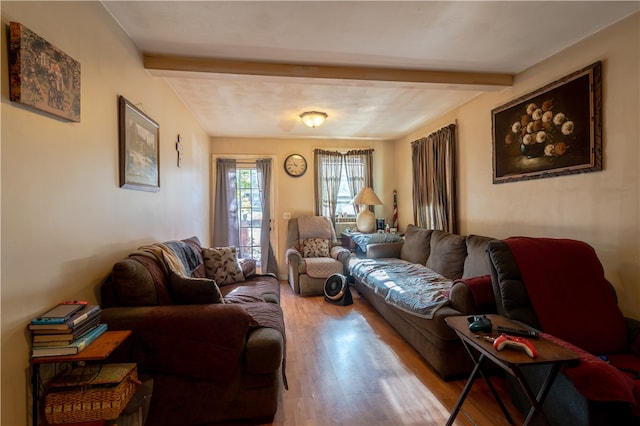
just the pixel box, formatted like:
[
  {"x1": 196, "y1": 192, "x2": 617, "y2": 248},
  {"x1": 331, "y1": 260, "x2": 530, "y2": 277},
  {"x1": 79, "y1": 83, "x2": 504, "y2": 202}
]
[{"x1": 270, "y1": 281, "x2": 525, "y2": 426}]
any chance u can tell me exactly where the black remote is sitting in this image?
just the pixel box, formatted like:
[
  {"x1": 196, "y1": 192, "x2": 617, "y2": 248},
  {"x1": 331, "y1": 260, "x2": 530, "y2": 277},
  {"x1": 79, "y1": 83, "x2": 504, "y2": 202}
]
[{"x1": 496, "y1": 326, "x2": 539, "y2": 338}]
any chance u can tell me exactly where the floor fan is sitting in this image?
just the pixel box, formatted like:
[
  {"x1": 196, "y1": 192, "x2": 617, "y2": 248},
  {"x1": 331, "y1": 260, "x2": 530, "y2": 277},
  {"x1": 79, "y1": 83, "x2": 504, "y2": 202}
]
[{"x1": 324, "y1": 274, "x2": 353, "y2": 306}]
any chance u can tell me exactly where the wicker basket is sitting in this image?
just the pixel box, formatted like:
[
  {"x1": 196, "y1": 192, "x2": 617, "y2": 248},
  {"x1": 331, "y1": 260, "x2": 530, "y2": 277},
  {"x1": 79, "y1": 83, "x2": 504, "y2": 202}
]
[{"x1": 44, "y1": 363, "x2": 141, "y2": 424}]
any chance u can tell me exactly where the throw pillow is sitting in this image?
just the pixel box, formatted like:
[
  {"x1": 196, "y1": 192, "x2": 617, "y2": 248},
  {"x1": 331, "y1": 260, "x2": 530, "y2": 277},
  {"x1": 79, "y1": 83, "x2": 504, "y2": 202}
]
[
  {"x1": 400, "y1": 225, "x2": 432, "y2": 264},
  {"x1": 462, "y1": 235, "x2": 496, "y2": 279},
  {"x1": 202, "y1": 247, "x2": 246, "y2": 286},
  {"x1": 301, "y1": 238, "x2": 330, "y2": 258},
  {"x1": 426, "y1": 230, "x2": 467, "y2": 279},
  {"x1": 168, "y1": 270, "x2": 224, "y2": 305}
]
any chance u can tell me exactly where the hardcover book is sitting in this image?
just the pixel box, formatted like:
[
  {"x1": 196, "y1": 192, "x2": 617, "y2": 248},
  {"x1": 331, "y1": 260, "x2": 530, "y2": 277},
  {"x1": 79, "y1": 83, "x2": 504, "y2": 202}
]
[{"x1": 31, "y1": 323, "x2": 107, "y2": 357}]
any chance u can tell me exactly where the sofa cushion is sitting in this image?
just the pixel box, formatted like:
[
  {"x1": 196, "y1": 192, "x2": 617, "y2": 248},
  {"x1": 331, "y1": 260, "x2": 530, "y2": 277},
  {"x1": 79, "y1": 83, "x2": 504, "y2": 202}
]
[
  {"x1": 301, "y1": 238, "x2": 330, "y2": 258},
  {"x1": 426, "y1": 230, "x2": 467, "y2": 279},
  {"x1": 111, "y1": 258, "x2": 159, "y2": 306},
  {"x1": 168, "y1": 271, "x2": 224, "y2": 305},
  {"x1": 202, "y1": 247, "x2": 245, "y2": 286},
  {"x1": 462, "y1": 235, "x2": 496, "y2": 279},
  {"x1": 400, "y1": 225, "x2": 432, "y2": 264}
]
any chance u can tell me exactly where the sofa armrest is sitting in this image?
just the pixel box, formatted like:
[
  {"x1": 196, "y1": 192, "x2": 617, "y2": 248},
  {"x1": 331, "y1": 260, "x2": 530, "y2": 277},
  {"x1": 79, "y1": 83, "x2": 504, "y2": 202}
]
[
  {"x1": 331, "y1": 245, "x2": 351, "y2": 261},
  {"x1": 245, "y1": 327, "x2": 284, "y2": 374},
  {"x1": 366, "y1": 241, "x2": 403, "y2": 258},
  {"x1": 449, "y1": 275, "x2": 497, "y2": 315},
  {"x1": 448, "y1": 282, "x2": 478, "y2": 315},
  {"x1": 101, "y1": 306, "x2": 158, "y2": 330}
]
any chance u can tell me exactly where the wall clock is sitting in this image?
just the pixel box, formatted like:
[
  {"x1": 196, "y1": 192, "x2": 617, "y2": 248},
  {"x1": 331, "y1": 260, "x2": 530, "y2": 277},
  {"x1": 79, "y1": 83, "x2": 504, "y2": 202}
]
[{"x1": 284, "y1": 154, "x2": 307, "y2": 177}]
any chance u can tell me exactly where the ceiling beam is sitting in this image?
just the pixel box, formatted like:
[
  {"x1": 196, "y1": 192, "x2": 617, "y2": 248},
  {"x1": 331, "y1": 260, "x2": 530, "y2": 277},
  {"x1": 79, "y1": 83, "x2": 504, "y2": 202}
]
[{"x1": 144, "y1": 55, "x2": 513, "y2": 87}]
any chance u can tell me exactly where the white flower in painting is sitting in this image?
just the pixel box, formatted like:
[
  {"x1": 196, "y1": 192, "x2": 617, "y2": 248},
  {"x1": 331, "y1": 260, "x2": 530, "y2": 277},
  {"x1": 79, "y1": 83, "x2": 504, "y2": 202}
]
[
  {"x1": 561, "y1": 121, "x2": 575, "y2": 135},
  {"x1": 542, "y1": 111, "x2": 553, "y2": 123},
  {"x1": 553, "y1": 112, "x2": 566, "y2": 126},
  {"x1": 544, "y1": 144, "x2": 555, "y2": 156},
  {"x1": 536, "y1": 131, "x2": 547, "y2": 144},
  {"x1": 523, "y1": 134, "x2": 533, "y2": 145},
  {"x1": 532, "y1": 109, "x2": 543, "y2": 121},
  {"x1": 512, "y1": 122, "x2": 522, "y2": 133},
  {"x1": 526, "y1": 103, "x2": 537, "y2": 115},
  {"x1": 526, "y1": 122, "x2": 535, "y2": 133}
]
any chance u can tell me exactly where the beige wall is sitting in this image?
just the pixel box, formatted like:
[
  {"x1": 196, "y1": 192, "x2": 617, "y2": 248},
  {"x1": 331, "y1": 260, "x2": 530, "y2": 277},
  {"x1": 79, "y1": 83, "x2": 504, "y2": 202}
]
[
  {"x1": 1, "y1": 2, "x2": 211, "y2": 424},
  {"x1": 395, "y1": 13, "x2": 640, "y2": 320},
  {"x1": 210, "y1": 138, "x2": 395, "y2": 279}
]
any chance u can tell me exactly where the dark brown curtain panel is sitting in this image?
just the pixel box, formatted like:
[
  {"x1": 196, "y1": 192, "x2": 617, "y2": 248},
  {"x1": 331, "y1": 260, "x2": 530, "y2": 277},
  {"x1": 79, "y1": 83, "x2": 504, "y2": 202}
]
[{"x1": 411, "y1": 124, "x2": 458, "y2": 233}]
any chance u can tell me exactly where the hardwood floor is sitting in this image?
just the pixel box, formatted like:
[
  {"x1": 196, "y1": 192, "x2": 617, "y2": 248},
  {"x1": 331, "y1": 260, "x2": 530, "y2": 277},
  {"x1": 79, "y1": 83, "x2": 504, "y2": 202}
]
[{"x1": 270, "y1": 281, "x2": 525, "y2": 426}]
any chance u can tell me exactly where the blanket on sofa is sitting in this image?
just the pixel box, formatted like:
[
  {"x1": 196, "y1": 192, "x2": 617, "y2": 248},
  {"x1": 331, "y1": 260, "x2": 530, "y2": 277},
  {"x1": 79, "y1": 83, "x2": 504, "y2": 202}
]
[
  {"x1": 350, "y1": 258, "x2": 452, "y2": 319},
  {"x1": 133, "y1": 238, "x2": 204, "y2": 277},
  {"x1": 504, "y1": 237, "x2": 628, "y2": 354},
  {"x1": 542, "y1": 332, "x2": 638, "y2": 413}
]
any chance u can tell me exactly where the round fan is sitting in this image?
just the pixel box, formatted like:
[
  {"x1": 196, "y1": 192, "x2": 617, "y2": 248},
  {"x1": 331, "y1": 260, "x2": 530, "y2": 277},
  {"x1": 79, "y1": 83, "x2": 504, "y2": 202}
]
[{"x1": 324, "y1": 273, "x2": 353, "y2": 305}]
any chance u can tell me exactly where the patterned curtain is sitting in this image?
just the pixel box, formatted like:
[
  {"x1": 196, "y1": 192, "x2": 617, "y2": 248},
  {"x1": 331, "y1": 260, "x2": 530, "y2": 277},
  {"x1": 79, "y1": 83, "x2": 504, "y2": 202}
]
[
  {"x1": 213, "y1": 158, "x2": 239, "y2": 247},
  {"x1": 344, "y1": 149, "x2": 374, "y2": 214},
  {"x1": 411, "y1": 124, "x2": 457, "y2": 233},
  {"x1": 314, "y1": 149, "x2": 343, "y2": 222}
]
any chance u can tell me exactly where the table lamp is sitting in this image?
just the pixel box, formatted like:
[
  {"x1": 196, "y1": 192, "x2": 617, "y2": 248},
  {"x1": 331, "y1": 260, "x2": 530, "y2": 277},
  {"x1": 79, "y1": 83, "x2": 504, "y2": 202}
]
[{"x1": 351, "y1": 187, "x2": 383, "y2": 233}]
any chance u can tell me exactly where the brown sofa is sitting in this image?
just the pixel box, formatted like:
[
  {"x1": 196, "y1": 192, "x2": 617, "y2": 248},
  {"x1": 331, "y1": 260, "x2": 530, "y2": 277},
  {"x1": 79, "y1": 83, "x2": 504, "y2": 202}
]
[
  {"x1": 348, "y1": 225, "x2": 497, "y2": 379},
  {"x1": 100, "y1": 237, "x2": 285, "y2": 426}
]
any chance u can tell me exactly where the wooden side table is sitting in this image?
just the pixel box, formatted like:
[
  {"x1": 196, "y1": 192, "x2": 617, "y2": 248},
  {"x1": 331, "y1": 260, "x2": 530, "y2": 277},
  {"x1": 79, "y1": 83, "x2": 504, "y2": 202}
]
[
  {"x1": 341, "y1": 232, "x2": 358, "y2": 251},
  {"x1": 31, "y1": 330, "x2": 132, "y2": 426},
  {"x1": 444, "y1": 315, "x2": 579, "y2": 426}
]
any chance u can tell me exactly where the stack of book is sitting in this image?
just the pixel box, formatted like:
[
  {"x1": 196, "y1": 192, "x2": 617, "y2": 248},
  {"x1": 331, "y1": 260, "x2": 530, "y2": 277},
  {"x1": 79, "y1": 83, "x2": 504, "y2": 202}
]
[{"x1": 29, "y1": 303, "x2": 107, "y2": 357}]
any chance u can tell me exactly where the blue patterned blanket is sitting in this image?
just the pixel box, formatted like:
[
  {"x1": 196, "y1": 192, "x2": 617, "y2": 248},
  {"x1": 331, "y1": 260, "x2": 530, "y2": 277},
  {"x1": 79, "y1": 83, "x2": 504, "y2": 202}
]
[{"x1": 349, "y1": 258, "x2": 452, "y2": 319}]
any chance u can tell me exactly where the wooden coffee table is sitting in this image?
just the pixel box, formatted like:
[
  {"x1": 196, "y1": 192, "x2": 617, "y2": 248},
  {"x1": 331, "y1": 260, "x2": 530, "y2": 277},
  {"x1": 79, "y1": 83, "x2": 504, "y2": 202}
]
[{"x1": 445, "y1": 315, "x2": 579, "y2": 426}]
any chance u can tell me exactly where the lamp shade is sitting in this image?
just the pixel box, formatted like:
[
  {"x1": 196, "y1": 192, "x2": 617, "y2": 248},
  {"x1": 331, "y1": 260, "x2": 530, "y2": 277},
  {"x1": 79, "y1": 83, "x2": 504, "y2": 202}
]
[
  {"x1": 351, "y1": 187, "x2": 383, "y2": 233},
  {"x1": 350, "y1": 187, "x2": 383, "y2": 206}
]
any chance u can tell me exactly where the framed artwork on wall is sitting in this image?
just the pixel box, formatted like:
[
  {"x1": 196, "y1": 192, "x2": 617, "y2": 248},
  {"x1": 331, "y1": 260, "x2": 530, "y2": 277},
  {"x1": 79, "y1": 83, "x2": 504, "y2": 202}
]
[
  {"x1": 8, "y1": 22, "x2": 81, "y2": 122},
  {"x1": 118, "y1": 96, "x2": 160, "y2": 192},
  {"x1": 492, "y1": 61, "x2": 602, "y2": 184}
]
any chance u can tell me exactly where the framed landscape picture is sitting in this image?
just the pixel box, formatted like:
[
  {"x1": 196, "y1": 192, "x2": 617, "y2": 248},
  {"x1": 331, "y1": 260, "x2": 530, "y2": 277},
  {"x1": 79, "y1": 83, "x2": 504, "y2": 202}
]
[
  {"x1": 118, "y1": 96, "x2": 160, "y2": 191},
  {"x1": 492, "y1": 61, "x2": 602, "y2": 184},
  {"x1": 9, "y1": 22, "x2": 81, "y2": 122}
]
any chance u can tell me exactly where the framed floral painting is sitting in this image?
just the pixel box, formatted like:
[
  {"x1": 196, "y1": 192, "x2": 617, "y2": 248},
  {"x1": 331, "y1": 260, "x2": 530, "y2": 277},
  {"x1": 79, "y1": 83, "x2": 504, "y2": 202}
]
[
  {"x1": 118, "y1": 96, "x2": 160, "y2": 191},
  {"x1": 492, "y1": 61, "x2": 602, "y2": 184}
]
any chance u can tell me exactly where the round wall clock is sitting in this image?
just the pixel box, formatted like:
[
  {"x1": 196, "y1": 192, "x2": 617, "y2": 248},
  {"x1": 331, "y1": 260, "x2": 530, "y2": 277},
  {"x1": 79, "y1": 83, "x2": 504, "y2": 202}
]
[{"x1": 284, "y1": 154, "x2": 307, "y2": 177}]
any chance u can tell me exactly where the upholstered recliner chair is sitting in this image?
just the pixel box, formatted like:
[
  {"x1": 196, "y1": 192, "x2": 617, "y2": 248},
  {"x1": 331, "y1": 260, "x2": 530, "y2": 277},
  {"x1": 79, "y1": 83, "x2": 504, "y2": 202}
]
[
  {"x1": 487, "y1": 237, "x2": 640, "y2": 426},
  {"x1": 286, "y1": 216, "x2": 351, "y2": 295}
]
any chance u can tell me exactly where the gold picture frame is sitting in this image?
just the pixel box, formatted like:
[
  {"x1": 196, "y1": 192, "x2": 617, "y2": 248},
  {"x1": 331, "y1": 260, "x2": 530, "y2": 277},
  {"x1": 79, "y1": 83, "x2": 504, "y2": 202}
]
[{"x1": 492, "y1": 62, "x2": 602, "y2": 184}]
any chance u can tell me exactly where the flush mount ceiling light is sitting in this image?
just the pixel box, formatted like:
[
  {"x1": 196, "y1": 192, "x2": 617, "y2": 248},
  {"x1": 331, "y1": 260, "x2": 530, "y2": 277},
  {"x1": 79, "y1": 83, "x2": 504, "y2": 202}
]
[{"x1": 299, "y1": 111, "x2": 328, "y2": 128}]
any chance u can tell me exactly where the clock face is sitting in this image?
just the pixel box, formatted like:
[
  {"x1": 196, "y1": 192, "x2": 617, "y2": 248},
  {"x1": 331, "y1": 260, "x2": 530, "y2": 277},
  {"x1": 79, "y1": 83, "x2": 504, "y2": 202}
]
[{"x1": 284, "y1": 154, "x2": 307, "y2": 177}]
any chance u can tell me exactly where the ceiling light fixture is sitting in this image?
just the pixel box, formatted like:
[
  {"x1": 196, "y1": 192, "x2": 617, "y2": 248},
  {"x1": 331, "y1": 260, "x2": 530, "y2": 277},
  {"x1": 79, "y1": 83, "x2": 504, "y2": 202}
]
[{"x1": 299, "y1": 111, "x2": 328, "y2": 128}]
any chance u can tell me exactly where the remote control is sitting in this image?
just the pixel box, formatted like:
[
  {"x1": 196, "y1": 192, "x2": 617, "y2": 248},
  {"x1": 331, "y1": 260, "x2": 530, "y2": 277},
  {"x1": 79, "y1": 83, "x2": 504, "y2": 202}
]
[{"x1": 496, "y1": 325, "x2": 539, "y2": 338}]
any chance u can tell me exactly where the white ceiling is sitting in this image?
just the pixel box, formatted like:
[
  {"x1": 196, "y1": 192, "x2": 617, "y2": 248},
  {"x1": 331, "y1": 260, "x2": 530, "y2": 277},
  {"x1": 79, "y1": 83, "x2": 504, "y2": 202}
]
[{"x1": 102, "y1": 1, "x2": 639, "y2": 140}]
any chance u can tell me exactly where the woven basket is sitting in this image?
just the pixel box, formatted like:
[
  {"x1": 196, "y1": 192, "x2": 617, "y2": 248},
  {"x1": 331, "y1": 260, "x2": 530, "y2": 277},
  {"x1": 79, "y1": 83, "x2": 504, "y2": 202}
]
[{"x1": 44, "y1": 363, "x2": 141, "y2": 424}]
